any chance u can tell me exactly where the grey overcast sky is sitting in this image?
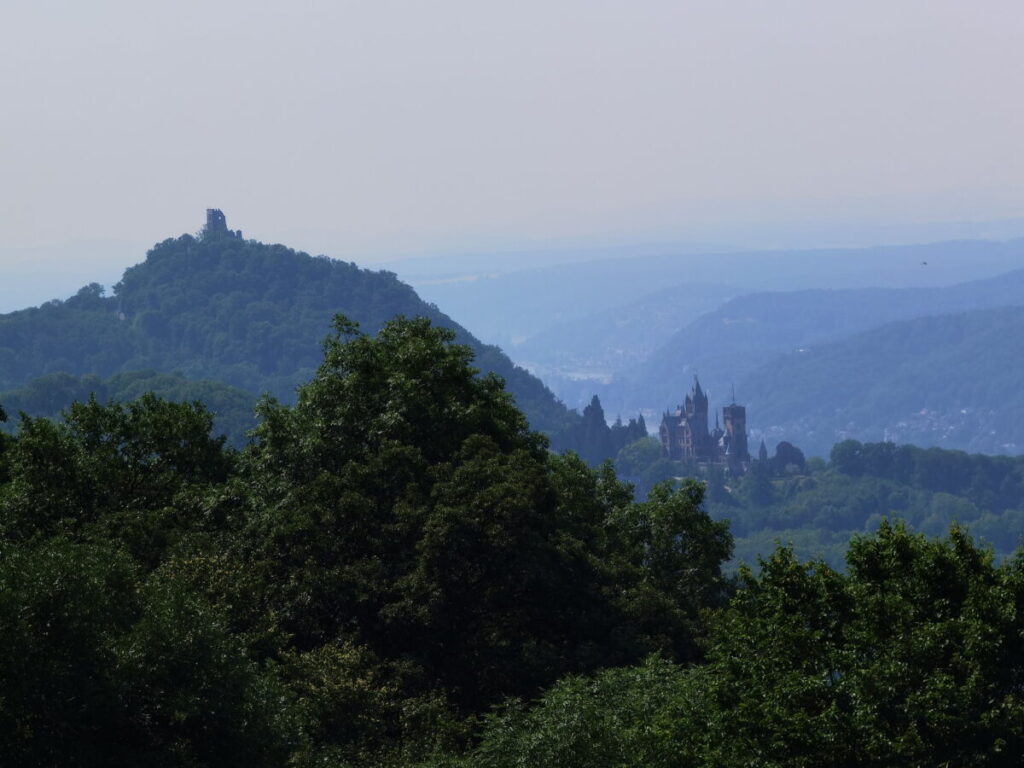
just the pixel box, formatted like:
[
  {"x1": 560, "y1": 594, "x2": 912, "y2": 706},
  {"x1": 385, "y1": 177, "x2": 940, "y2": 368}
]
[{"x1": 2, "y1": 0, "x2": 1023, "y2": 262}]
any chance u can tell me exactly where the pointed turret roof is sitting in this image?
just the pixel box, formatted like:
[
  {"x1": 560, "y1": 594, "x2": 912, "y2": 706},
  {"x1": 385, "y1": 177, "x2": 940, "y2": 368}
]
[{"x1": 692, "y1": 374, "x2": 707, "y2": 403}]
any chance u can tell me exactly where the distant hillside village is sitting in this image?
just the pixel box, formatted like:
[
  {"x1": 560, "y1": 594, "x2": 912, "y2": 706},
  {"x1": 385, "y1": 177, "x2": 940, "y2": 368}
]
[{"x1": 659, "y1": 376, "x2": 765, "y2": 474}]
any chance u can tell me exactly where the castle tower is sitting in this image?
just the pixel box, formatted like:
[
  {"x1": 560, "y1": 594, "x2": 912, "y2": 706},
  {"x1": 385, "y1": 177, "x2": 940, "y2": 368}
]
[
  {"x1": 722, "y1": 402, "x2": 749, "y2": 461},
  {"x1": 205, "y1": 208, "x2": 228, "y2": 234},
  {"x1": 659, "y1": 409, "x2": 684, "y2": 460},
  {"x1": 203, "y1": 208, "x2": 242, "y2": 239},
  {"x1": 688, "y1": 375, "x2": 709, "y2": 440}
]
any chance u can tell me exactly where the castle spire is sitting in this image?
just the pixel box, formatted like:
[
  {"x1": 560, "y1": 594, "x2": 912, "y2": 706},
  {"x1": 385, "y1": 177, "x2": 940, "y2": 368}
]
[{"x1": 692, "y1": 374, "x2": 707, "y2": 404}]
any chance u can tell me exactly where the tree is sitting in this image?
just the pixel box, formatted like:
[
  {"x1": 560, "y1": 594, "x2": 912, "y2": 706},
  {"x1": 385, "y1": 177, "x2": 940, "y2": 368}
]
[
  {"x1": 614, "y1": 436, "x2": 662, "y2": 479},
  {"x1": 0, "y1": 539, "x2": 139, "y2": 767},
  {"x1": 740, "y1": 458, "x2": 774, "y2": 506},
  {"x1": 236, "y1": 316, "x2": 717, "y2": 713},
  {"x1": 0, "y1": 538, "x2": 295, "y2": 767},
  {"x1": 698, "y1": 523, "x2": 1024, "y2": 766},
  {"x1": 0, "y1": 394, "x2": 232, "y2": 565},
  {"x1": 609, "y1": 414, "x2": 648, "y2": 456},
  {"x1": 574, "y1": 395, "x2": 614, "y2": 466},
  {"x1": 0, "y1": 403, "x2": 8, "y2": 484},
  {"x1": 700, "y1": 548, "x2": 853, "y2": 766},
  {"x1": 771, "y1": 440, "x2": 806, "y2": 474},
  {"x1": 608, "y1": 479, "x2": 733, "y2": 661},
  {"x1": 703, "y1": 462, "x2": 731, "y2": 505},
  {"x1": 469, "y1": 657, "x2": 706, "y2": 768},
  {"x1": 0, "y1": 312, "x2": 741, "y2": 765},
  {"x1": 831, "y1": 439, "x2": 866, "y2": 476}
]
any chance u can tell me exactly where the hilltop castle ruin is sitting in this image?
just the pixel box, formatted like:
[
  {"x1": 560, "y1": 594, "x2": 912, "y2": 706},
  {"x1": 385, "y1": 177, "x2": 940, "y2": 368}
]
[{"x1": 203, "y1": 209, "x2": 243, "y2": 239}]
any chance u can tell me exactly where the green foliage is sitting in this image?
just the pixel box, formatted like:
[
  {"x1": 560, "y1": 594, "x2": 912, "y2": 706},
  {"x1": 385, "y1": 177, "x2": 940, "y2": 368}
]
[
  {"x1": 771, "y1": 440, "x2": 806, "y2": 473},
  {"x1": 669, "y1": 439, "x2": 1024, "y2": 570},
  {"x1": 0, "y1": 312, "x2": 741, "y2": 764},
  {"x1": 235, "y1": 317, "x2": 730, "y2": 715},
  {"x1": 0, "y1": 538, "x2": 293, "y2": 767},
  {"x1": 0, "y1": 370, "x2": 257, "y2": 446},
  {"x1": 469, "y1": 657, "x2": 707, "y2": 768},
  {"x1": 614, "y1": 436, "x2": 679, "y2": 498},
  {"x1": 699, "y1": 523, "x2": 1024, "y2": 766},
  {"x1": 609, "y1": 479, "x2": 734, "y2": 661},
  {"x1": 829, "y1": 439, "x2": 1024, "y2": 508},
  {"x1": 0, "y1": 231, "x2": 576, "y2": 440},
  {"x1": 0, "y1": 539, "x2": 139, "y2": 767},
  {"x1": 12, "y1": 307, "x2": 1024, "y2": 766},
  {"x1": 614, "y1": 435, "x2": 662, "y2": 474},
  {"x1": 739, "y1": 458, "x2": 775, "y2": 506},
  {"x1": 463, "y1": 523, "x2": 1024, "y2": 767},
  {"x1": 1, "y1": 394, "x2": 231, "y2": 564}
]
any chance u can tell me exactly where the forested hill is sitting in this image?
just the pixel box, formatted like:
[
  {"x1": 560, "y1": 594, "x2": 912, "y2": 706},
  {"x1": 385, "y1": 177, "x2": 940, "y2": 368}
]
[
  {"x1": 596, "y1": 266, "x2": 1024, "y2": 418},
  {"x1": 742, "y1": 304, "x2": 1024, "y2": 456},
  {"x1": 0, "y1": 226, "x2": 576, "y2": 438}
]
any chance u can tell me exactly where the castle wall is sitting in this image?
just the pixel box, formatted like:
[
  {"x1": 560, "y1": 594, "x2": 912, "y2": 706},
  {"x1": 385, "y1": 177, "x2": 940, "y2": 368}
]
[
  {"x1": 660, "y1": 379, "x2": 752, "y2": 472},
  {"x1": 723, "y1": 404, "x2": 750, "y2": 460}
]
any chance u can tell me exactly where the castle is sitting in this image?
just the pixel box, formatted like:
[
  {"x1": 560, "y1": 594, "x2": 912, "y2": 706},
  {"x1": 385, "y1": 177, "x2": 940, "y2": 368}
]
[
  {"x1": 203, "y1": 209, "x2": 243, "y2": 239},
  {"x1": 659, "y1": 376, "x2": 750, "y2": 472}
]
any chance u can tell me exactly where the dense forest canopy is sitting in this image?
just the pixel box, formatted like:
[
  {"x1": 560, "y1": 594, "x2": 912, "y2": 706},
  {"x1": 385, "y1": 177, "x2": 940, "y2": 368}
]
[
  {"x1": 0, "y1": 370, "x2": 256, "y2": 445},
  {"x1": 0, "y1": 315, "x2": 731, "y2": 765},
  {"x1": 609, "y1": 433, "x2": 1024, "y2": 569},
  {"x1": 457, "y1": 523, "x2": 1024, "y2": 767},
  {"x1": 2, "y1": 315, "x2": 1024, "y2": 766}
]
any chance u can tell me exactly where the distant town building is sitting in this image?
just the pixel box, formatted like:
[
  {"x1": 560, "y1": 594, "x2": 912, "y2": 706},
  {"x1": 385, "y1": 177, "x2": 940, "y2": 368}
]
[{"x1": 659, "y1": 376, "x2": 751, "y2": 472}]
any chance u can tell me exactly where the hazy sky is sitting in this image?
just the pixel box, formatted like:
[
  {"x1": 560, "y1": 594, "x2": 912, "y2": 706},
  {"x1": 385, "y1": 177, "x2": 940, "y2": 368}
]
[{"x1": 3, "y1": 0, "x2": 1023, "y2": 262}]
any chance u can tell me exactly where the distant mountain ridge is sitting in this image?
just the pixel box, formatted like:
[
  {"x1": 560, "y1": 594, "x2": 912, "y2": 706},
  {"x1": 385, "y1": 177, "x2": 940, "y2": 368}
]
[
  {"x1": 512, "y1": 281, "x2": 737, "y2": 410},
  {"x1": 596, "y1": 265, "x2": 1024, "y2": 423},
  {"x1": 0, "y1": 218, "x2": 577, "y2": 439},
  {"x1": 739, "y1": 304, "x2": 1024, "y2": 457},
  {"x1": 416, "y1": 238, "x2": 1024, "y2": 348}
]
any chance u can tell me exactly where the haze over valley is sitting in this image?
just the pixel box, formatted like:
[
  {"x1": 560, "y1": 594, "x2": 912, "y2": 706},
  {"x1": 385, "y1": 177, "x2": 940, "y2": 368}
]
[
  {"x1": 4, "y1": 2, "x2": 1024, "y2": 765},
  {"x1": 397, "y1": 237, "x2": 1024, "y2": 459}
]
